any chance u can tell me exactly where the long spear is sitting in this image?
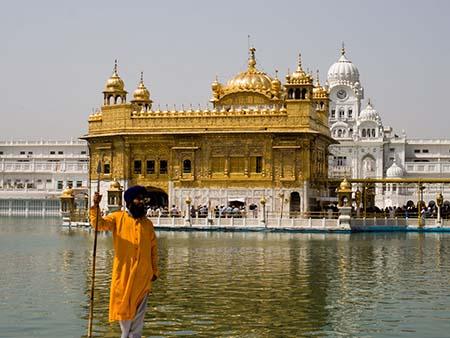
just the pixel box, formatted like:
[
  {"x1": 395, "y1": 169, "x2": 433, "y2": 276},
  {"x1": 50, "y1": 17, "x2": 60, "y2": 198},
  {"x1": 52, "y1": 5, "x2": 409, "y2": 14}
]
[{"x1": 87, "y1": 160, "x2": 102, "y2": 337}]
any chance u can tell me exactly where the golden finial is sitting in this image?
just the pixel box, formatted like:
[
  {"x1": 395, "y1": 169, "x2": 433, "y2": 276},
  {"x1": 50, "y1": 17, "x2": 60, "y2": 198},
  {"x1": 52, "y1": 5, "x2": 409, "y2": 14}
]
[
  {"x1": 275, "y1": 69, "x2": 279, "y2": 79},
  {"x1": 248, "y1": 47, "x2": 256, "y2": 69},
  {"x1": 140, "y1": 71, "x2": 144, "y2": 83},
  {"x1": 341, "y1": 42, "x2": 345, "y2": 55},
  {"x1": 316, "y1": 69, "x2": 321, "y2": 85},
  {"x1": 297, "y1": 53, "x2": 302, "y2": 70},
  {"x1": 113, "y1": 59, "x2": 118, "y2": 75},
  {"x1": 368, "y1": 98, "x2": 372, "y2": 106}
]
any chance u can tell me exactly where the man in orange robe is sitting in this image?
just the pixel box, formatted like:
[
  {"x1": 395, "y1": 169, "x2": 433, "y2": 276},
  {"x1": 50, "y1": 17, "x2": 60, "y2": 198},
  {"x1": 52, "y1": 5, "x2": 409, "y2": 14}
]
[{"x1": 90, "y1": 185, "x2": 159, "y2": 338}]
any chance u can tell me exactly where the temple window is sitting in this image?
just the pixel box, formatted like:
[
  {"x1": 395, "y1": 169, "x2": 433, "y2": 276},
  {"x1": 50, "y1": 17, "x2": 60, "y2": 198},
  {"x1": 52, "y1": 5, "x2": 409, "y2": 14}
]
[
  {"x1": 183, "y1": 159, "x2": 192, "y2": 173},
  {"x1": 288, "y1": 89, "x2": 293, "y2": 99},
  {"x1": 230, "y1": 157, "x2": 245, "y2": 173},
  {"x1": 339, "y1": 108, "x2": 345, "y2": 119},
  {"x1": 146, "y1": 160, "x2": 155, "y2": 174},
  {"x1": 212, "y1": 157, "x2": 225, "y2": 173},
  {"x1": 159, "y1": 160, "x2": 168, "y2": 174},
  {"x1": 294, "y1": 88, "x2": 300, "y2": 99},
  {"x1": 256, "y1": 156, "x2": 263, "y2": 173},
  {"x1": 103, "y1": 162, "x2": 110, "y2": 174},
  {"x1": 250, "y1": 156, "x2": 263, "y2": 173},
  {"x1": 133, "y1": 160, "x2": 142, "y2": 174},
  {"x1": 301, "y1": 88, "x2": 307, "y2": 99},
  {"x1": 362, "y1": 129, "x2": 366, "y2": 137},
  {"x1": 331, "y1": 109, "x2": 336, "y2": 119},
  {"x1": 348, "y1": 108, "x2": 353, "y2": 118}
]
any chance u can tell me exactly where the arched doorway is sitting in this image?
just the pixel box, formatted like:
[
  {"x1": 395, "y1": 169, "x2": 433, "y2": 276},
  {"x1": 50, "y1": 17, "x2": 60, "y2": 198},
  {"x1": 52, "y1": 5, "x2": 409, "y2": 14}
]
[
  {"x1": 362, "y1": 155, "x2": 376, "y2": 178},
  {"x1": 145, "y1": 186, "x2": 168, "y2": 208},
  {"x1": 289, "y1": 192, "x2": 301, "y2": 217}
]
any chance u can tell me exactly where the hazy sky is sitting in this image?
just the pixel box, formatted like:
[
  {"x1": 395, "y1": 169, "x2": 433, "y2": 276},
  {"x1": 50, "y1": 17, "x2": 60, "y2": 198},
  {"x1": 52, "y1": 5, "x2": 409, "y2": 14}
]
[{"x1": 1, "y1": 0, "x2": 449, "y2": 140}]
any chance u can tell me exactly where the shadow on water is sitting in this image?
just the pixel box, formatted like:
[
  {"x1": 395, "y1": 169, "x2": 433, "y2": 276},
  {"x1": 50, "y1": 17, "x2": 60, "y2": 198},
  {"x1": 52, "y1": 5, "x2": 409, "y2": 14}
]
[{"x1": 2, "y1": 219, "x2": 450, "y2": 337}]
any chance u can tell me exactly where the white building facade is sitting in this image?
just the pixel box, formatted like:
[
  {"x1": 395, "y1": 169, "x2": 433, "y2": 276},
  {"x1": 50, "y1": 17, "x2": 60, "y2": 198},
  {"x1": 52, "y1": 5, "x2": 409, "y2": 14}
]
[
  {"x1": 327, "y1": 46, "x2": 450, "y2": 208},
  {"x1": 0, "y1": 140, "x2": 89, "y2": 216}
]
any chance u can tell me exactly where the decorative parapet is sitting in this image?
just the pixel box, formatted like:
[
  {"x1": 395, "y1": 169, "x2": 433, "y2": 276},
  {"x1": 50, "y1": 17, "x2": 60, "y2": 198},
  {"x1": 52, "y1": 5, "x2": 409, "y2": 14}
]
[
  {"x1": 88, "y1": 112, "x2": 103, "y2": 122},
  {"x1": 130, "y1": 106, "x2": 288, "y2": 119}
]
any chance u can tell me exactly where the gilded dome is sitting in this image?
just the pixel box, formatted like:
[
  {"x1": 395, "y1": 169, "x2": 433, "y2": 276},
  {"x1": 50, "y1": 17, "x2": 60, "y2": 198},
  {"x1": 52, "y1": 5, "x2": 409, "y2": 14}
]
[
  {"x1": 61, "y1": 187, "x2": 74, "y2": 197},
  {"x1": 132, "y1": 72, "x2": 151, "y2": 102},
  {"x1": 271, "y1": 70, "x2": 281, "y2": 91},
  {"x1": 286, "y1": 53, "x2": 313, "y2": 84},
  {"x1": 339, "y1": 178, "x2": 352, "y2": 192},
  {"x1": 313, "y1": 70, "x2": 328, "y2": 98},
  {"x1": 221, "y1": 48, "x2": 276, "y2": 97},
  {"x1": 109, "y1": 179, "x2": 122, "y2": 191},
  {"x1": 104, "y1": 60, "x2": 126, "y2": 93},
  {"x1": 327, "y1": 45, "x2": 360, "y2": 87}
]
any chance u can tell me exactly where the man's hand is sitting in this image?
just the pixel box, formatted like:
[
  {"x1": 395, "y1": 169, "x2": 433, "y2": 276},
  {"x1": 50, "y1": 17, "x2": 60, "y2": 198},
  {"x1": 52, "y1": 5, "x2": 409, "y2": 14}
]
[
  {"x1": 93, "y1": 192, "x2": 102, "y2": 207},
  {"x1": 151, "y1": 274, "x2": 158, "y2": 282}
]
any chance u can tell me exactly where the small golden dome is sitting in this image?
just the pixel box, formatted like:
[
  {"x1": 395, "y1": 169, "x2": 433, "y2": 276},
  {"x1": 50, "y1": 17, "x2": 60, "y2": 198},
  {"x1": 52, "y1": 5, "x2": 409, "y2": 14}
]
[
  {"x1": 104, "y1": 60, "x2": 126, "y2": 92},
  {"x1": 313, "y1": 70, "x2": 328, "y2": 98},
  {"x1": 211, "y1": 76, "x2": 221, "y2": 92},
  {"x1": 288, "y1": 53, "x2": 313, "y2": 84},
  {"x1": 62, "y1": 187, "x2": 74, "y2": 197},
  {"x1": 271, "y1": 70, "x2": 281, "y2": 91},
  {"x1": 339, "y1": 178, "x2": 352, "y2": 192},
  {"x1": 132, "y1": 72, "x2": 151, "y2": 102},
  {"x1": 109, "y1": 180, "x2": 122, "y2": 191},
  {"x1": 222, "y1": 48, "x2": 275, "y2": 97}
]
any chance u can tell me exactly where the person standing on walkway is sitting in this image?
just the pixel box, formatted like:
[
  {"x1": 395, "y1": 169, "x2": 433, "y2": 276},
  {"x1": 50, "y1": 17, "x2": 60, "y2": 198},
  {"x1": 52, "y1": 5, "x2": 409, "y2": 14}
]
[{"x1": 90, "y1": 185, "x2": 159, "y2": 338}]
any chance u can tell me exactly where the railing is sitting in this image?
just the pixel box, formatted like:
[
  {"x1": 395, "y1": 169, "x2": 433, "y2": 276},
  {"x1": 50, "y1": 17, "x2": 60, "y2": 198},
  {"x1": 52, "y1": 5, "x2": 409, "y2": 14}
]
[
  {"x1": 0, "y1": 199, "x2": 61, "y2": 216},
  {"x1": 148, "y1": 215, "x2": 340, "y2": 228},
  {"x1": 0, "y1": 140, "x2": 87, "y2": 145},
  {"x1": 0, "y1": 163, "x2": 88, "y2": 173}
]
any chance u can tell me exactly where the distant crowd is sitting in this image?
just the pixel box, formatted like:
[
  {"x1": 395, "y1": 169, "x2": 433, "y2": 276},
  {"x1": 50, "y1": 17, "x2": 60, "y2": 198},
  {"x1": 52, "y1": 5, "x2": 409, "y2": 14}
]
[
  {"x1": 136, "y1": 201, "x2": 450, "y2": 220},
  {"x1": 146, "y1": 204, "x2": 259, "y2": 219}
]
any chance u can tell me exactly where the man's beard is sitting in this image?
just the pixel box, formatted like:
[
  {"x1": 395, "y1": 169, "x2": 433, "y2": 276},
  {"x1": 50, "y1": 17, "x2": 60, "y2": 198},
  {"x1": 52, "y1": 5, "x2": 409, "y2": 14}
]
[{"x1": 128, "y1": 204, "x2": 146, "y2": 219}]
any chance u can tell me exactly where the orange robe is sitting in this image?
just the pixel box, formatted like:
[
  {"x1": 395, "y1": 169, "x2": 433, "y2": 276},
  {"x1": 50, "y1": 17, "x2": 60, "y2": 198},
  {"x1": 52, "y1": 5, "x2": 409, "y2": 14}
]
[{"x1": 90, "y1": 207, "x2": 159, "y2": 322}]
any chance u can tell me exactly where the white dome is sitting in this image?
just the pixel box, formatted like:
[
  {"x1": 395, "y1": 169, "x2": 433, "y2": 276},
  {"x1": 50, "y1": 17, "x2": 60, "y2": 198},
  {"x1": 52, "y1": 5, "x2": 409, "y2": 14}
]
[
  {"x1": 386, "y1": 161, "x2": 404, "y2": 178},
  {"x1": 327, "y1": 48, "x2": 360, "y2": 87},
  {"x1": 359, "y1": 101, "x2": 380, "y2": 122}
]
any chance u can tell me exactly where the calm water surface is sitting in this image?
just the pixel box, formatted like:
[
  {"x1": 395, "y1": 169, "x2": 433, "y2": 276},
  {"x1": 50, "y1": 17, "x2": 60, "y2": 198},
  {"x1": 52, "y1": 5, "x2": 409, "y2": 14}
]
[{"x1": 1, "y1": 217, "x2": 450, "y2": 337}]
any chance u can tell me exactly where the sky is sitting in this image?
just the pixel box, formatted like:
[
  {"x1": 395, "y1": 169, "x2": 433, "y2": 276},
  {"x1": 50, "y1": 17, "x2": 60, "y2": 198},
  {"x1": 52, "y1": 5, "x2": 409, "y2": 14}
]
[{"x1": 0, "y1": 0, "x2": 449, "y2": 140}]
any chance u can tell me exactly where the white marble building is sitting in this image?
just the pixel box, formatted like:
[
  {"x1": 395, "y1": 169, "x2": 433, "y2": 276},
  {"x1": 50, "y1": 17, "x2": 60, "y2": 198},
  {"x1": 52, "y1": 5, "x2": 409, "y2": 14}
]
[
  {"x1": 327, "y1": 46, "x2": 450, "y2": 208},
  {"x1": 0, "y1": 140, "x2": 89, "y2": 215}
]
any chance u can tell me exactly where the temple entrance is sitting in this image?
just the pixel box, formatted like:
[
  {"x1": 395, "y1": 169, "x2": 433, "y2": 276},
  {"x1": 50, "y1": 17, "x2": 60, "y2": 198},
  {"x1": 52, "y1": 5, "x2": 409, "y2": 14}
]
[
  {"x1": 289, "y1": 192, "x2": 301, "y2": 217},
  {"x1": 145, "y1": 186, "x2": 168, "y2": 208}
]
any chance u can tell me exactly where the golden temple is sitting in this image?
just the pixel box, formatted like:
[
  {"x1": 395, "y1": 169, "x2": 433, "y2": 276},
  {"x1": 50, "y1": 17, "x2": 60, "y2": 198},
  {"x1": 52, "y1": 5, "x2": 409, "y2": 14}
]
[{"x1": 82, "y1": 48, "x2": 334, "y2": 214}]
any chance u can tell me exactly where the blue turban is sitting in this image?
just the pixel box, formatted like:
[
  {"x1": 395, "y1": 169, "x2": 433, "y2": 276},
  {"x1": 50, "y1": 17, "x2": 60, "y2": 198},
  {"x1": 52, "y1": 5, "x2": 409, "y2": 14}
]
[{"x1": 124, "y1": 185, "x2": 147, "y2": 205}]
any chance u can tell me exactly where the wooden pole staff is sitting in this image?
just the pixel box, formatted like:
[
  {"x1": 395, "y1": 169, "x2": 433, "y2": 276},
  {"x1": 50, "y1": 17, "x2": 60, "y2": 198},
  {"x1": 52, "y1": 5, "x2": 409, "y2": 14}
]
[{"x1": 87, "y1": 160, "x2": 102, "y2": 337}]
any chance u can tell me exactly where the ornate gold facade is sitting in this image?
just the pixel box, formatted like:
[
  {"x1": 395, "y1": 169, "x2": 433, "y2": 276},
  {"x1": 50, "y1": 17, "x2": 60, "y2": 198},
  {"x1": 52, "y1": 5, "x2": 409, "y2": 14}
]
[{"x1": 83, "y1": 49, "x2": 334, "y2": 213}]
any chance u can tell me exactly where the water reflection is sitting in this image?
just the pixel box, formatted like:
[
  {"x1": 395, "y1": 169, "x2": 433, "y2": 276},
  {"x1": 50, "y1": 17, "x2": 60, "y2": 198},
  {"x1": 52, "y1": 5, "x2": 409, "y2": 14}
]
[{"x1": 2, "y1": 219, "x2": 450, "y2": 337}]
